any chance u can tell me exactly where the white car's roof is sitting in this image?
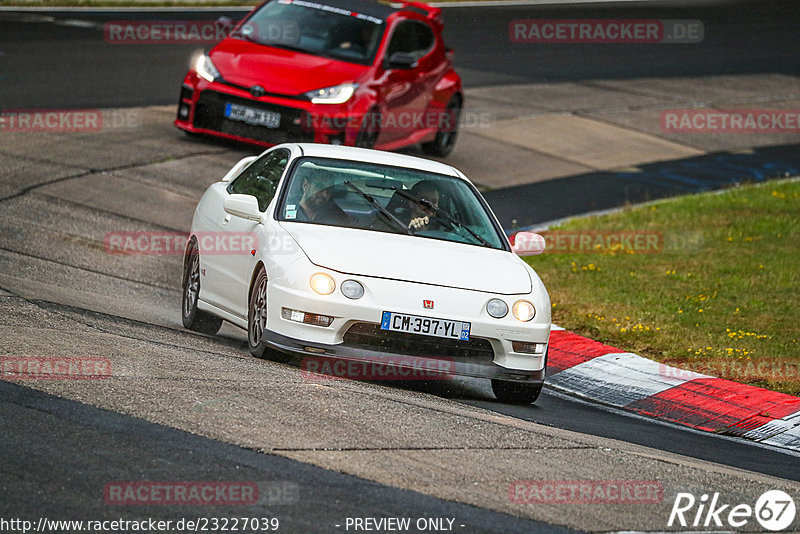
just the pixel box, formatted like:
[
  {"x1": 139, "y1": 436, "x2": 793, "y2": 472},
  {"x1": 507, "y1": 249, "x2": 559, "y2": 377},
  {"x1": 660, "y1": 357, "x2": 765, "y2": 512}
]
[{"x1": 286, "y1": 143, "x2": 463, "y2": 178}]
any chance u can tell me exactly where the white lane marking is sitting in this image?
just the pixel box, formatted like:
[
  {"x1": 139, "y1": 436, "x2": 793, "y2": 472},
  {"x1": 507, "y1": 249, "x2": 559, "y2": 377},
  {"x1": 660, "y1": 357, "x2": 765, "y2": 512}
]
[
  {"x1": 548, "y1": 351, "x2": 710, "y2": 407},
  {"x1": 55, "y1": 18, "x2": 100, "y2": 28}
]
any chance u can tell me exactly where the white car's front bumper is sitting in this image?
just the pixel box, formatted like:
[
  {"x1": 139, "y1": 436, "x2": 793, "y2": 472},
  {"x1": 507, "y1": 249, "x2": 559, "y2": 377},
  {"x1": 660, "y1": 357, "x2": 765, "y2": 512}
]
[{"x1": 264, "y1": 266, "x2": 550, "y2": 381}]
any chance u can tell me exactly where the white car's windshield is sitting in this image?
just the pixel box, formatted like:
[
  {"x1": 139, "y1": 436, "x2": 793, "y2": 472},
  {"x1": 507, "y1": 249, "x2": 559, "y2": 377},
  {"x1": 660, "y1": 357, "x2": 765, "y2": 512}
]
[
  {"x1": 233, "y1": 0, "x2": 385, "y2": 65},
  {"x1": 277, "y1": 157, "x2": 508, "y2": 250}
]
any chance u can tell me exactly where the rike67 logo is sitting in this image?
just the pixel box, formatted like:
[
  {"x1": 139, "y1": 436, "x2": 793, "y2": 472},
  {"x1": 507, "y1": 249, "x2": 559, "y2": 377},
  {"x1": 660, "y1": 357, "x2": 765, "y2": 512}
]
[{"x1": 668, "y1": 490, "x2": 796, "y2": 531}]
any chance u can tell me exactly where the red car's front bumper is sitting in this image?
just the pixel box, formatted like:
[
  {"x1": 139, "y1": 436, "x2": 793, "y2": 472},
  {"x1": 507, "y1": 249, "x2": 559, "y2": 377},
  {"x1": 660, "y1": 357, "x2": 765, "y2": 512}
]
[{"x1": 174, "y1": 75, "x2": 366, "y2": 148}]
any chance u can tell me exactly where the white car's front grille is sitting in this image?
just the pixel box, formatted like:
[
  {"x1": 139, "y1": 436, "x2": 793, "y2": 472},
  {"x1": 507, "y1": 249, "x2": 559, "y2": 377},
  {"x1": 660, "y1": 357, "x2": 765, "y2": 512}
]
[{"x1": 343, "y1": 322, "x2": 494, "y2": 361}]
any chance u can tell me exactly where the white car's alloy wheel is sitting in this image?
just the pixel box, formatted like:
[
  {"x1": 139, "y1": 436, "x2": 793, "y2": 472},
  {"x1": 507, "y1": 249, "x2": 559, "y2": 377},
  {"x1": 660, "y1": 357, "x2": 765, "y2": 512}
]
[
  {"x1": 181, "y1": 242, "x2": 223, "y2": 335},
  {"x1": 248, "y1": 268, "x2": 269, "y2": 357}
]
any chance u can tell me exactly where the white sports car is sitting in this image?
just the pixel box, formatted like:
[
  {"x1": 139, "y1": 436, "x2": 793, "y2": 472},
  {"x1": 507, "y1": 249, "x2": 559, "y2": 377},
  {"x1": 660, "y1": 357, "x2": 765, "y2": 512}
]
[{"x1": 182, "y1": 143, "x2": 550, "y2": 403}]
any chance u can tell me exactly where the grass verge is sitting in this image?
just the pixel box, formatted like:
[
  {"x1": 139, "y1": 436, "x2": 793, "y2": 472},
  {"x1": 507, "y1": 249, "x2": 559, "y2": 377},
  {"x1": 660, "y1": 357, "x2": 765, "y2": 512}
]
[{"x1": 526, "y1": 178, "x2": 800, "y2": 395}]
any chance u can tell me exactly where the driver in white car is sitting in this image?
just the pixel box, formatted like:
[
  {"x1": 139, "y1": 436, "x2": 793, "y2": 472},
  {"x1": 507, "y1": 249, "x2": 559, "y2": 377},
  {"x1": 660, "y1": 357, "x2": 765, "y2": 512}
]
[{"x1": 295, "y1": 169, "x2": 350, "y2": 226}]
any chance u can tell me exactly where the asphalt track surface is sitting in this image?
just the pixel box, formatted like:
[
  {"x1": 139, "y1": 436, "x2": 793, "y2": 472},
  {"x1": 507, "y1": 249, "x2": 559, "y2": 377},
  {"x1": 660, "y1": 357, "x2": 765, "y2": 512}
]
[
  {"x1": 2, "y1": 1, "x2": 800, "y2": 531},
  {"x1": 3, "y1": 0, "x2": 800, "y2": 227},
  {"x1": 2, "y1": 1, "x2": 800, "y2": 107}
]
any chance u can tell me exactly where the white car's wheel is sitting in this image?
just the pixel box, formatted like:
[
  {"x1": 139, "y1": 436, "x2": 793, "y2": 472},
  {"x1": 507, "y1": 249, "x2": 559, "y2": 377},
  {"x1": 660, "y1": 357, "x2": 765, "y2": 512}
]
[
  {"x1": 181, "y1": 241, "x2": 223, "y2": 335},
  {"x1": 248, "y1": 267, "x2": 269, "y2": 358},
  {"x1": 491, "y1": 380, "x2": 543, "y2": 405}
]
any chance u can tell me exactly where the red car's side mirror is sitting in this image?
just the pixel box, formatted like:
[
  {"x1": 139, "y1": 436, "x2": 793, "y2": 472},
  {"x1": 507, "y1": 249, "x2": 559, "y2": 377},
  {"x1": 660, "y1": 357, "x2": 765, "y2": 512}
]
[{"x1": 510, "y1": 231, "x2": 546, "y2": 256}]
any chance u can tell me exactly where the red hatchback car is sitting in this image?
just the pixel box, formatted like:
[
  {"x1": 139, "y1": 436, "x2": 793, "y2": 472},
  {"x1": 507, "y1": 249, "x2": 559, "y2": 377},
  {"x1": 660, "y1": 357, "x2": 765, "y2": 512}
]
[{"x1": 175, "y1": 0, "x2": 463, "y2": 156}]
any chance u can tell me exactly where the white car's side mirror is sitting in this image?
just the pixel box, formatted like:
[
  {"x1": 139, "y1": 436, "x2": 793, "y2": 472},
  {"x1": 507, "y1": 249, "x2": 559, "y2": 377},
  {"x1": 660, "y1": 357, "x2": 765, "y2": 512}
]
[
  {"x1": 224, "y1": 194, "x2": 262, "y2": 221},
  {"x1": 221, "y1": 156, "x2": 258, "y2": 183},
  {"x1": 511, "y1": 231, "x2": 546, "y2": 256}
]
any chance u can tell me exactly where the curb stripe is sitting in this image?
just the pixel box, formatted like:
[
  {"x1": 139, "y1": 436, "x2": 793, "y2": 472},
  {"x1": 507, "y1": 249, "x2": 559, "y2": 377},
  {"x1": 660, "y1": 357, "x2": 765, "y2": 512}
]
[
  {"x1": 549, "y1": 352, "x2": 709, "y2": 407},
  {"x1": 546, "y1": 330, "x2": 621, "y2": 374},
  {"x1": 547, "y1": 327, "x2": 800, "y2": 452},
  {"x1": 625, "y1": 378, "x2": 800, "y2": 433}
]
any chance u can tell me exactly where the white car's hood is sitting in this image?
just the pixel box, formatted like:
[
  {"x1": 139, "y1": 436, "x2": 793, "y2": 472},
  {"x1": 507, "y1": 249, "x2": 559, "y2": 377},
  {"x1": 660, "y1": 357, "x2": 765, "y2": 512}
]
[{"x1": 280, "y1": 223, "x2": 532, "y2": 294}]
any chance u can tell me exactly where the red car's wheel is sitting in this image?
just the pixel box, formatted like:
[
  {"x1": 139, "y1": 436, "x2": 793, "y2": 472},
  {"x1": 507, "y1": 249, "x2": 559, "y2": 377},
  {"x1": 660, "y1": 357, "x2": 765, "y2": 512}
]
[
  {"x1": 355, "y1": 109, "x2": 381, "y2": 149},
  {"x1": 422, "y1": 96, "x2": 461, "y2": 158}
]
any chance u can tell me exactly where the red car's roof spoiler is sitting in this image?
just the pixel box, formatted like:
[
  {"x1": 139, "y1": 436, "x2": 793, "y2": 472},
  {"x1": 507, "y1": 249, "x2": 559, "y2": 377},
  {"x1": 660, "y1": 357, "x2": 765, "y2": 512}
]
[{"x1": 397, "y1": 0, "x2": 444, "y2": 30}]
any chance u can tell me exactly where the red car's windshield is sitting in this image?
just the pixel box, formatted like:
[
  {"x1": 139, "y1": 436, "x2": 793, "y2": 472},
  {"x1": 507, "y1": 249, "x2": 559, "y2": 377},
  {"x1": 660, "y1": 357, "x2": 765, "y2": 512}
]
[{"x1": 233, "y1": 0, "x2": 386, "y2": 65}]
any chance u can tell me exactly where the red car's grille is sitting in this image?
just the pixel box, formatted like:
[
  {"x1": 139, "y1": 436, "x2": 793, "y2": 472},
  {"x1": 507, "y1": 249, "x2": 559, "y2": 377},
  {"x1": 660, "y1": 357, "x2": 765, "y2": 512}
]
[
  {"x1": 343, "y1": 322, "x2": 495, "y2": 361},
  {"x1": 193, "y1": 90, "x2": 314, "y2": 144}
]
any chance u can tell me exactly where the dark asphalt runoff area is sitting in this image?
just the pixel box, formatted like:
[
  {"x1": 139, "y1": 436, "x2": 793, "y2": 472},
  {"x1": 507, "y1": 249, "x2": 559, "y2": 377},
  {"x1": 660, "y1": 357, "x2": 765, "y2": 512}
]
[
  {"x1": 0, "y1": 380, "x2": 574, "y2": 533},
  {"x1": 2, "y1": 1, "x2": 800, "y2": 531}
]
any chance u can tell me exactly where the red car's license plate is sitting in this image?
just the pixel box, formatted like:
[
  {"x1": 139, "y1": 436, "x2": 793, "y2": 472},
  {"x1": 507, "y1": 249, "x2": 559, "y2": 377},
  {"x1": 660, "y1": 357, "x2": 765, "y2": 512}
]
[{"x1": 224, "y1": 103, "x2": 280, "y2": 128}]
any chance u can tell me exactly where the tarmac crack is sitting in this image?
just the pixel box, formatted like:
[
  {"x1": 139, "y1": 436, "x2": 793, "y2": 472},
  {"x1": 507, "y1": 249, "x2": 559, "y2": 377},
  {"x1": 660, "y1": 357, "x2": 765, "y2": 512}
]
[
  {"x1": 31, "y1": 298, "x2": 251, "y2": 360},
  {"x1": 267, "y1": 445, "x2": 596, "y2": 452},
  {"x1": 0, "y1": 246, "x2": 175, "y2": 291},
  {"x1": 0, "y1": 288, "x2": 248, "y2": 363},
  {"x1": 33, "y1": 190, "x2": 186, "y2": 232},
  {"x1": 0, "y1": 147, "x2": 231, "y2": 205}
]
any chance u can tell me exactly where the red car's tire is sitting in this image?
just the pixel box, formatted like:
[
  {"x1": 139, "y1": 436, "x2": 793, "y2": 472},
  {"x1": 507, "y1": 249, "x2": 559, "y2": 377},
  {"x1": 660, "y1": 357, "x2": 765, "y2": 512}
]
[
  {"x1": 355, "y1": 109, "x2": 381, "y2": 149},
  {"x1": 422, "y1": 96, "x2": 461, "y2": 158}
]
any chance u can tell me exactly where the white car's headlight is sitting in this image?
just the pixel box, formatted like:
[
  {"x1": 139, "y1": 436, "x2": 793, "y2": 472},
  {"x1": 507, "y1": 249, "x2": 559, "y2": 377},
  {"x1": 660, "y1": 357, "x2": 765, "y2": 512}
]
[
  {"x1": 341, "y1": 280, "x2": 364, "y2": 300},
  {"x1": 310, "y1": 273, "x2": 336, "y2": 295},
  {"x1": 305, "y1": 83, "x2": 357, "y2": 104},
  {"x1": 195, "y1": 53, "x2": 220, "y2": 83},
  {"x1": 512, "y1": 300, "x2": 535, "y2": 322},
  {"x1": 486, "y1": 299, "x2": 508, "y2": 318}
]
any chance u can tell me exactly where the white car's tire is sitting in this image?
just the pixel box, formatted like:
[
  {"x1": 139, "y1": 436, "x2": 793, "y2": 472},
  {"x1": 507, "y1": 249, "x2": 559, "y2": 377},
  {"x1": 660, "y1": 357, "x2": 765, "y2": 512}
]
[
  {"x1": 248, "y1": 267, "x2": 270, "y2": 358},
  {"x1": 181, "y1": 241, "x2": 223, "y2": 335},
  {"x1": 491, "y1": 380, "x2": 543, "y2": 405}
]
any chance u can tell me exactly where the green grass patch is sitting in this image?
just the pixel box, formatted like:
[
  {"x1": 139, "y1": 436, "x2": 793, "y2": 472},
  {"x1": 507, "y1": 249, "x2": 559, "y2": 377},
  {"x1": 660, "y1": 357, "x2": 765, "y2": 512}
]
[{"x1": 526, "y1": 178, "x2": 800, "y2": 395}]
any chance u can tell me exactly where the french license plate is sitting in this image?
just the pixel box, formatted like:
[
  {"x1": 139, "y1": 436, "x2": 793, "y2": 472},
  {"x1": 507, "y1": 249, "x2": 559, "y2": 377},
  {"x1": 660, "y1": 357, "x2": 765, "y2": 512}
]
[
  {"x1": 224, "y1": 103, "x2": 280, "y2": 128},
  {"x1": 380, "y1": 311, "x2": 470, "y2": 341}
]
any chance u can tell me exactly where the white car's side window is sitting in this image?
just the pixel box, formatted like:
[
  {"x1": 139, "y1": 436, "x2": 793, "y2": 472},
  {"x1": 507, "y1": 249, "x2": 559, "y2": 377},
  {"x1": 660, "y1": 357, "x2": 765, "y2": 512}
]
[{"x1": 227, "y1": 148, "x2": 290, "y2": 211}]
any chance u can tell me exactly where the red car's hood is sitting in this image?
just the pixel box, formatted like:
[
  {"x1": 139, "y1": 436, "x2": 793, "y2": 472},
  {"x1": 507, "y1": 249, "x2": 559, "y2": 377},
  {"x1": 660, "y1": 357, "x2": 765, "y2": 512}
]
[{"x1": 210, "y1": 38, "x2": 369, "y2": 96}]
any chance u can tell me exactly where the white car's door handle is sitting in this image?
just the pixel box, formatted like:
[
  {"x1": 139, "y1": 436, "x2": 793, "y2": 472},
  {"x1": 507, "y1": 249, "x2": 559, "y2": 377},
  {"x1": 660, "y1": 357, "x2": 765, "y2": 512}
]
[{"x1": 223, "y1": 214, "x2": 231, "y2": 225}]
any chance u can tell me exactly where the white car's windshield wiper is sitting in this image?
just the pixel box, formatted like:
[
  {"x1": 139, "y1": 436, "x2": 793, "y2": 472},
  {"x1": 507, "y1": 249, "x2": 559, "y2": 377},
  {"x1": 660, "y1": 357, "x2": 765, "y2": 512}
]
[
  {"x1": 343, "y1": 181, "x2": 412, "y2": 235},
  {"x1": 388, "y1": 187, "x2": 493, "y2": 248}
]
